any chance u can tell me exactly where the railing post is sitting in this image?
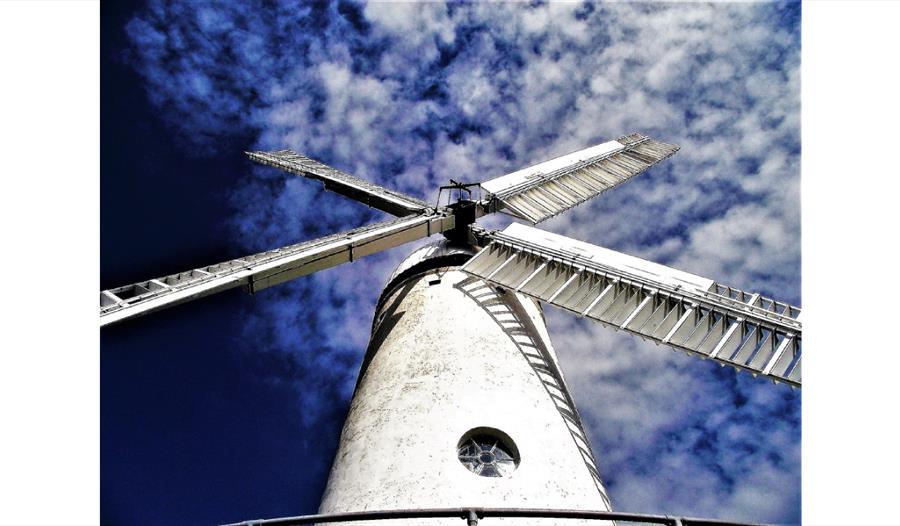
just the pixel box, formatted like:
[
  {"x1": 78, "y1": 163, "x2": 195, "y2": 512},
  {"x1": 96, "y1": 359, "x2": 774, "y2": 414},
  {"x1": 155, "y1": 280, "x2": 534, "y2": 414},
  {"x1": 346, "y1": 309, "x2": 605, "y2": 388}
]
[{"x1": 467, "y1": 509, "x2": 479, "y2": 526}]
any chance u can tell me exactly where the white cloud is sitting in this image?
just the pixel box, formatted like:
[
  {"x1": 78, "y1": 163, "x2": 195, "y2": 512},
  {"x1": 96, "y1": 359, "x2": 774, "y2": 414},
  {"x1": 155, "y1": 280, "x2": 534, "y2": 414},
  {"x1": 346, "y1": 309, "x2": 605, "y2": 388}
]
[{"x1": 124, "y1": 1, "x2": 801, "y2": 522}]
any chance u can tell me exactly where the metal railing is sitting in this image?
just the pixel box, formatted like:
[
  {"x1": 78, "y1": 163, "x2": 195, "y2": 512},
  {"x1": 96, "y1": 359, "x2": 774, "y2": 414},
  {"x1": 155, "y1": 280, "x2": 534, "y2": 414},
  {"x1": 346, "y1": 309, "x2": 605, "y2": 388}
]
[{"x1": 225, "y1": 507, "x2": 765, "y2": 526}]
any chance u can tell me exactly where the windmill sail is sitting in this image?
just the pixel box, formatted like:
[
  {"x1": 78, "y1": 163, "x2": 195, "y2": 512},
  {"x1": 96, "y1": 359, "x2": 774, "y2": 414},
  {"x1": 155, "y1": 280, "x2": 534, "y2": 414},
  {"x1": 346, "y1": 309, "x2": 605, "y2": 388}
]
[
  {"x1": 461, "y1": 223, "x2": 801, "y2": 387},
  {"x1": 247, "y1": 149, "x2": 431, "y2": 217},
  {"x1": 100, "y1": 212, "x2": 454, "y2": 327},
  {"x1": 481, "y1": 133, "x2": 679, "y2": 223}
]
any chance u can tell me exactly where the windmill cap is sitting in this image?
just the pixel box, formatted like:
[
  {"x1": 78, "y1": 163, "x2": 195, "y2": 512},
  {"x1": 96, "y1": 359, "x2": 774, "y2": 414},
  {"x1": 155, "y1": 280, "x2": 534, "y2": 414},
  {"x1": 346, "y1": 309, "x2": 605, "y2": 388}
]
[{"x1": 386, "y1": 240, "x2": 476, "y2": 286}]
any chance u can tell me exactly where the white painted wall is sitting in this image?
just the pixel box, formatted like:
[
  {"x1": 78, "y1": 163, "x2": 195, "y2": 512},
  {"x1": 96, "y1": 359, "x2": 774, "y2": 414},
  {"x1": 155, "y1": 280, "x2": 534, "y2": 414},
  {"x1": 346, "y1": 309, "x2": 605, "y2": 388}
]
[{"x1": 319, "y1": 245, "x2": 612, "y2": 525}]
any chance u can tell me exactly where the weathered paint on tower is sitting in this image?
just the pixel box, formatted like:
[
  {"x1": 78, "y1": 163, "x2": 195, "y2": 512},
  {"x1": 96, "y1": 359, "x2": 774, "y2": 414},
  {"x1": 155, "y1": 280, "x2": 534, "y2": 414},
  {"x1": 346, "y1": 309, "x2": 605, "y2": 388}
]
[{"x1": 319, "y1": 242, "x2": 611, "y2": 523}]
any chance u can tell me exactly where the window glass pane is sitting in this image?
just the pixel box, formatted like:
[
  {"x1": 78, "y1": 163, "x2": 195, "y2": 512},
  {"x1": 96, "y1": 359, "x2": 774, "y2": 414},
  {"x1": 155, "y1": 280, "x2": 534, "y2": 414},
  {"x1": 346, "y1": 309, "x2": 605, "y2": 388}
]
[{"x1": 457, "y1": 430, "x2": 519, "y2": 478}]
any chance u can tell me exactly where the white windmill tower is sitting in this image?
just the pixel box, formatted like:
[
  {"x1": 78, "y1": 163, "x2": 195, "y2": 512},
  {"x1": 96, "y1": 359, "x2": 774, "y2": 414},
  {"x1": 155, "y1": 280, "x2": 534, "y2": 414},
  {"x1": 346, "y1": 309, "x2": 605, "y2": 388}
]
[{"x1": 100, "y1": 132, "x2": 800, "y2": 526}]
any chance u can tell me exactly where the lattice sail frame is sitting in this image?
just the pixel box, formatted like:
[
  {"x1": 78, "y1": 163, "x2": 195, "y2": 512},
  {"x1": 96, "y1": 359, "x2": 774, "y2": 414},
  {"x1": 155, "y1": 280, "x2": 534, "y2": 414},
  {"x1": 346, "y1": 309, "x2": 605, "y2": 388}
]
[
  {"x1": 462, "y1": 223, "x2": 801, "y2": 387},
  {"x1": 100, "y1": 212, "x2": 454, "y2": 327},
  {"x1": 481, "y1": 133, "x2": 679, "y2": 223},
  {"x1": 246, "y1": 149, "x2": 431, "y2": 217}
]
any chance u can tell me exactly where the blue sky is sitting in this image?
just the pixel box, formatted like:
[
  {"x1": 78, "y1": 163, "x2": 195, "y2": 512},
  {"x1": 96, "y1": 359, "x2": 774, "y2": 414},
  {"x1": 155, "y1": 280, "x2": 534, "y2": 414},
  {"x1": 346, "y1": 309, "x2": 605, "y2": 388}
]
[{"x1": 103, "y1": 1, "x2": 800, "y2": 525}]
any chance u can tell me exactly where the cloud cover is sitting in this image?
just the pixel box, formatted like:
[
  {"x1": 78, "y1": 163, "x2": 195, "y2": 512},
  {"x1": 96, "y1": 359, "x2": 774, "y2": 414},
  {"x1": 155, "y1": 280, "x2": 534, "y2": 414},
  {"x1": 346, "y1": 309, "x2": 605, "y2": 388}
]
[{"x1": 123, "y1": 1, "x2": 800, "y2": 523}]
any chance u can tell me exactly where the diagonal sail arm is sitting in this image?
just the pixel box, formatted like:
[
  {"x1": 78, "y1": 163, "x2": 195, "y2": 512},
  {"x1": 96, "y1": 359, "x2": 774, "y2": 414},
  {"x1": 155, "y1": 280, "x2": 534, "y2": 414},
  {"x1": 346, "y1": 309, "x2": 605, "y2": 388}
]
[
  {"x1": 247, "y1": 149, "x2": 431, "y2": 217},
  {"x1": 100, "y1": 211, "x2": 455, "y2": 328},
  {"x1": 480, "y1": 133, "x2": 679, "y2": 223},
  {"x1": 461, "y1": 223, "x2": 801, "y2": 387}
]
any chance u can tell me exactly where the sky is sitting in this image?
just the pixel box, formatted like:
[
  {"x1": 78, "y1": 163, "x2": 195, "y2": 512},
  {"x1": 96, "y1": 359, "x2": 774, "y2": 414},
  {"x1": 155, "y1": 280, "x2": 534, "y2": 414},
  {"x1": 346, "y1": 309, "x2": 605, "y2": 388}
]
[{"x1": 101, "y1": 2, "x2": 800, "y2": 525}]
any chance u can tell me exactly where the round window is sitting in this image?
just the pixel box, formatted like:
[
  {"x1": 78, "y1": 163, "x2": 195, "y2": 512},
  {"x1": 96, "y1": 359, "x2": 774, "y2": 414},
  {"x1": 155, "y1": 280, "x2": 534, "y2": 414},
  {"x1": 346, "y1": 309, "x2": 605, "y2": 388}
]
[{"x1": 457, "y1": 428, "x2": 519, "y2": 477}]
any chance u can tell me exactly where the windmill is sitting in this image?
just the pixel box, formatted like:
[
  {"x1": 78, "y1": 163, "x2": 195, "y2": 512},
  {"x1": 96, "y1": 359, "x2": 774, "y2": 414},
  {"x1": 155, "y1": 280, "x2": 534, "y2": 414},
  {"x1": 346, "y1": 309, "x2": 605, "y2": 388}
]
[{"x1": 100, "y1": 132, "x2": 801, "y2": 525}]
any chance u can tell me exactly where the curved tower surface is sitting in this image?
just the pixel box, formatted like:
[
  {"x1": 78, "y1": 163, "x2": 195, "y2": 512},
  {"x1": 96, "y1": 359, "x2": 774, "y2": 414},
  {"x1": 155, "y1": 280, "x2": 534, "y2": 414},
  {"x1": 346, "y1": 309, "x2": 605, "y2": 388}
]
[{"x1": 319, "y1": 242, "x2": 611, "y2": 523}]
